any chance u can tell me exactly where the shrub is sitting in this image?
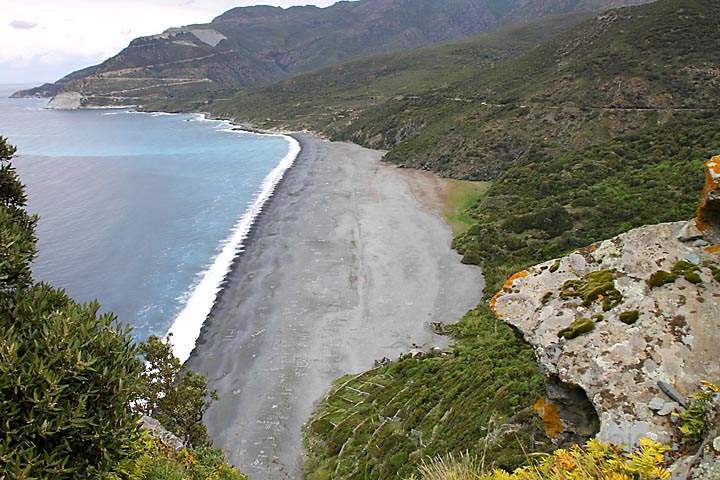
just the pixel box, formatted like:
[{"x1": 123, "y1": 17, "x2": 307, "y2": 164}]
[
  {"x1": 675, "y1": 381, "x2": 720, "y2": 445},
  {"x1": 0, "y1": 285, "x2": 143, "y2": 478},
  {"x1": 109, "y1": 433, "x2": 246, "y2": 480},
  {"x1": 410, "y1": 438, "x2": 671, "y2": 480},
  {"x1": 137, "y1": 336, "x2": 218, "y2": 448},
  {"x1": 0, "y1": 136, "x2": 36, "y2": 297}
]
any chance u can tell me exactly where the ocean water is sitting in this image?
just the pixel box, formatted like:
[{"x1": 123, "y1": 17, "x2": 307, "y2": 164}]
[{"x1": 0, "y1": 86, "x2": 299, "y2": 361}]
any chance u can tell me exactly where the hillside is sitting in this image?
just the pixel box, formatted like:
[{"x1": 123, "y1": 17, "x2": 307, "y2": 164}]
[
  {"x1": 13, "y1": 0, "x2": 645, "y2": 107},
  {"x1": 289, "y1": 1, "x2": 720, "y2": 477},
  {"x1": 204, "y1": 12, "x2": 593, "y2": 133},
  {"x1": 215, "y1": 0, "x2": 720, "y2": 181}
]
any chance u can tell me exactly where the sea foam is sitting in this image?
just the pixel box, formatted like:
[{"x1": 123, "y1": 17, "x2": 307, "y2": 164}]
[{"x1": 166, "y1": 127, "x2": 301, "y2": 363}]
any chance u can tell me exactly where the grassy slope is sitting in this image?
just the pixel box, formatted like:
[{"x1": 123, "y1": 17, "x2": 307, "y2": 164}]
[
  {"x1": 442, "y1": 180, "x2": 491, "y2": 235},
  {"x1": 304, "y1": 305, "x2": 550, "y2": 480}
]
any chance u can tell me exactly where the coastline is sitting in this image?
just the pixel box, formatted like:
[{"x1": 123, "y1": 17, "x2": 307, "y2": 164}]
[
  {"x1": 186, "y1": 133, "x2": 484, "y2": 479},
  {"x1": 165, "y1": 115, "x2": 302, "y2": 363}
]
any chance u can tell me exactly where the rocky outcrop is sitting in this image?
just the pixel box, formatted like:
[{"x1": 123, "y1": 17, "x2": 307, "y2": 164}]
[
  {"x1": 141, "y1": 416, "x2": 185, "y2": 450},
  {"x1": 492, "y1": 221, "x2": 719, "y2": 447},
  {"x1": 697, "y1": 156, "x2": 720, "y2": 245},
  {"x1": 491, "y1": 159, "x2": 720, "y2": 451},
  {"x1": 47, "y1": 92, "x2": 84, "y2": 110}
]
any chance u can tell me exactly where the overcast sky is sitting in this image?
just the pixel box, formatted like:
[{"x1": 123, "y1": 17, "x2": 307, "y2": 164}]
[{"x1": 1, "y1": 0, "x2": 340, "y2": 85}]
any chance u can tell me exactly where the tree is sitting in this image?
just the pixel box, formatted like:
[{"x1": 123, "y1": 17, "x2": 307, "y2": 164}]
[
  {"x1": 0, "y1": 137, "x2": 143, "y2": 478},
  {"x1": 0, "y1": 136, "x2": 36, "y2": 296},
  {"x1": 137, "y1": 335, "x2": 218, "y2": 448}
]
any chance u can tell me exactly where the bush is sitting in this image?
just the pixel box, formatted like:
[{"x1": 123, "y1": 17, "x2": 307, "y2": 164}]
[
  {"x1": 0, "y1": 284, "x2": 143, "y2": 478},
  {"x1": 0, "y1": 137, "x2": 36, "y2": 297},
  {"x1": 137, "y1": 336, "x2": 218, "y2": 448},
  {"x1": 109, "y1": 434, "x2": 246, "y2": 480},
  {"x1": 410, "y1": 438, "x2": 671, "y2": 480},
  {"x1": 675, "y1": 381, "x2": 720, "y2": 445}
]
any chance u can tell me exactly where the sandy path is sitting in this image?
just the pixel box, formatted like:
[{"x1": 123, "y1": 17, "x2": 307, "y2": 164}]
[{"x1": 186, "y1": 134, "x2": 483, "y2": 479}]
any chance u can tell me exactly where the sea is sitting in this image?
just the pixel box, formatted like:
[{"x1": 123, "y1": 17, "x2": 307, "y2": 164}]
[{"x1": 0, "y1": 85, "x2": 300, "y2": 361}]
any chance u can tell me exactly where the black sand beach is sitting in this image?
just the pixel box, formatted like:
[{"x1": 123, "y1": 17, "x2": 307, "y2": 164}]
[{"x1": 186, "y1": 134, "x2": 484, "y2": 479}]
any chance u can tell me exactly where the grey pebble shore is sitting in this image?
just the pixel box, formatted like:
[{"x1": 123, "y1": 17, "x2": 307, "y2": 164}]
[{"x1": 186, "y1": 133, "x2": 484, "y2": 479}]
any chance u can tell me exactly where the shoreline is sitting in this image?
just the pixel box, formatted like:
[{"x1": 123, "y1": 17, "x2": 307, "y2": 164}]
[
  {"x1": 186, "y1": 133, "x2": 484, "y2": 479},
  {"x1": 165, "y1": 114, "x2": 302, "y2": 363}
]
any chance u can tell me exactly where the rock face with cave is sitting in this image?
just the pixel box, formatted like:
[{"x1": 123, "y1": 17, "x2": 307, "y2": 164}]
[{"x1": 490, "y1": 157, "x2": 720, "y2": 450}]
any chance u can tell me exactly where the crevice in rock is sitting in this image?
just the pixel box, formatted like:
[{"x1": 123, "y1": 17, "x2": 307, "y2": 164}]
[{"x1": 545, "y1": 375, "x2": 600, "y2": 445}]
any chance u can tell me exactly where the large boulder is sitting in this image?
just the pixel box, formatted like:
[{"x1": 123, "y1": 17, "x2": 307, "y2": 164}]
[{"x1": 492, "y1": 220, "x2": 720, "y2": 447}]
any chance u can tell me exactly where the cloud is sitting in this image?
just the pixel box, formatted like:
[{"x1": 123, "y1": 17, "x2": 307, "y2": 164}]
[
  {"x1": 0, "y1": 0, "x2": 344, "y2": 84},
  {"x1": 9, "y1": 20, "x2": 38, "y2": 30}
]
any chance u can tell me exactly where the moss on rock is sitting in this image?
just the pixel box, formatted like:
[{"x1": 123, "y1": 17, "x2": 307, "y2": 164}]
[
  {"x1": 672, "y1": 260, "x2": 703, "y2": 284},
  {"x1": 619, "y1": 310, "x2": 640, "y2": 325},
  {"x1": 647, "y1": 270, "x2": 678, "y2": 288},
  {"x1": 560, "y1": 270, "x2": 622, "y2": 310},
  {"x1": 558, "y1": 318, "x2": 595, "y2": 340},
  {"x1": 710, "y1": 265, "x2": 720, "y2": 282}
]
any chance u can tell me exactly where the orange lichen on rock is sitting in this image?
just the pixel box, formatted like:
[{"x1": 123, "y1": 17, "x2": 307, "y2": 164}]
[
  {"x1": 533, "y1": 397, "x2": 564, "y2": 439},
  {"x1": 696, "y1": 156, "x2": 720, "y2": 244},
  {"x1": 705, "y1": 244, "x2": 720, "y2": 254},
  {"x1": 490, "y1": 270, "x2": 529, "y2": 314}
]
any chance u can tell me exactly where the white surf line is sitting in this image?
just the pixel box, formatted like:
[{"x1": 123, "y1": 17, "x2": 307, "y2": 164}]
[{"x1": 166, "y1": 123, "x2": 301, "y2": 363}]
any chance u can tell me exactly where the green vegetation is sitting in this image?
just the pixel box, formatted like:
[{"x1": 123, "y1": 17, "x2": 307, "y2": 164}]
[
  {"x1": 455, "y1": 114, "x2": 715, "y2": 297},
  {"x1": 675, "y1": 382, "x2": 720, "y2": 446},
  {"x1": 0, "y1": 285, "x2": 143, "y2": 477},
  {"x1": 442, "y1": 180, "x2": 492, "y2": 235},
  {"x1": 0, "y1": 136, "x2": 140, "y2": 477},
  {"x1": 560, "y1": 270, "x2": 621, "y2": 311},
  {"x1": 304, "y1": 305, "x2": 552, "y2": 480},
  {"x1": 408, "y1": 438, "x2": 671, "y2": 480},
  {"x1": 0, "y1": 136, "x2": 243, "y2": 478},
  {"x1": 619, "y1": 311, "x2": 640, "y2": 325},
  {"x1": 209, "y1": 13, "x2": 592, "y2": 138},
  {"x1": 558, "y1": 318, "x2": 595, "y2": 340},
  {"x1": 109, "y1": 435, "x2": 245, "y2": 480},
  {"x1": 671, "y1": 260, "x2": 703, "y2": 284},
  {"x1": 138, "y1": 336, "x2": 219, "y2": 448},
  {"x1": 648, "y1": 260, "x2": 705, "y2": 289},
  {"x1": 648, "y1": 271, "x2": 678, "y2": 289},
  {"x1": 711, "y1": 264, "x2": 720, "y2": 282},
  {"x1": 295, "y1": 2, "x2": 720, "y2": 475}
]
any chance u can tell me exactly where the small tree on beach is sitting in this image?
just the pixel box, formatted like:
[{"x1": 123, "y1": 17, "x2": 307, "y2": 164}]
[{"x1": 137, "y1": 335, "x2": 218, "y2": 448}]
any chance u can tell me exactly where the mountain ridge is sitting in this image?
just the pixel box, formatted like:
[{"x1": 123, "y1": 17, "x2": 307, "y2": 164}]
[{"x1": 13, "y1": 0, "x2": 648, "y2": 106}]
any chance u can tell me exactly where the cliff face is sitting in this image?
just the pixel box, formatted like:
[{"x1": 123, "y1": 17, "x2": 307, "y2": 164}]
[
  {"x1": 12, "y1": 0, "x2": 648, "y2": 108},
  {"x1": 491, "y1": 159, "x2": 720, "y2": 451}
]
